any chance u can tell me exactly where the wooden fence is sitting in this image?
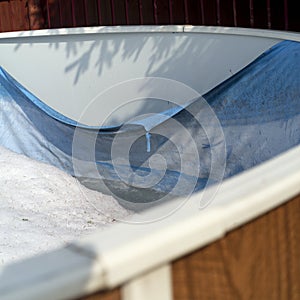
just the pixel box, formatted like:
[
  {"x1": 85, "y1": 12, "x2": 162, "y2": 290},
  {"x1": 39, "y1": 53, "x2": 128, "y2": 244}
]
[
  {"x1": 78, "y1": 194, "x2": 300, "y2": 300},
  {"x1": 0, "y1": 0, "x2": 299, "y2": 33}
]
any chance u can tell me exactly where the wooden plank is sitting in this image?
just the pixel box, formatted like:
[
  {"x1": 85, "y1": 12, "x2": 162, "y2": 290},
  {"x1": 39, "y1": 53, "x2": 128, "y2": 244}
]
[
  {"x1": 202, "y1": 0, "x2": 217, "y2": 26},
  {"x1": 47, "y1": 0, "x2": 61, "y2": 28},
  {"x1": 235, "y1": 0, "x2": 251, "y2": 28},
  {"x1": 186, "y1": 1, "x2": 203, "y2": 25},
  {"x1": 141, "y1": 0, "x2": 154, "y2": 25},
  {"x1": 85, "y1": 0, "x2": 99, "y2": 26},
  {"x1": 110, "y1": 0, "x2": 116, "y2": 24},
  {"x1": 171, "y1": 0, "x2": 184, "y2": 25},
  {"x1": 73, "y1": 0, "x2": 86, "y2": 27},
  {"x1": 78, "y1": 288, "x2": 121, "y2": 300},
  {"x1": 287, "y1": 0, "x2": 300, "y2": 32},
  {"x1": 99, "y1": 0, "x2": 113, "y2": 25},
  {"x1": 0, "y1": 0, "x2": 295, "y2": 32},
  {"x1": 113, "y1": 0, "x2": 126, "y2": 25},
  {"x1": 28, "y1": 0, "x2": 45, "y2": 30},
  {"x1": 59, "y1": 0, "x2": 74, "y2": 27},
  {"x1": 253, "y1": 0, "x2": 268, "y2": 29},
  {"x1": 167, "y1": 0, "x2": 172, "y2": 24},
  {"x1": 11, "y1": 0, "x2": 30, "y2": 31},
  {"x1": 283, "y1": 0, "x2": 288, "y2": 30},
  {"x1": 172, "y1": 195, "x2": 300, "y2": 299},
  {"x1": 156, "y1": 0, "x2": 169, "y2": 25},
  {"x1": 219, "y1": 0, "x2": 235, "y2": 27},
  {"x1": 270, "y1": 0, "x2": 285, "y2": 30},
  {"x1": 266, "y1": 0, "x2": 271, "y2": 28},
  {"x1": 0, "y1": 0, "x2": 13, "y2": 32},
  {"x1": 127, "y1": 0, "x2": 139, "y2": 25}
]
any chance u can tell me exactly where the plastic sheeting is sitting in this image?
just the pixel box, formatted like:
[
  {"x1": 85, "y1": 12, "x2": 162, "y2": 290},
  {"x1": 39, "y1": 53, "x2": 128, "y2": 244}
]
[{"x1": 1, "y1": 40, "x2": 300, "y2": 208}]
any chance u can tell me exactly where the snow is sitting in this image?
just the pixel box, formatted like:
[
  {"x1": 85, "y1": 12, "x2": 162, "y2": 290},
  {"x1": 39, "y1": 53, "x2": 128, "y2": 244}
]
[{"x1": 0, "y1": 146, "x2": 131, "y2": 266}]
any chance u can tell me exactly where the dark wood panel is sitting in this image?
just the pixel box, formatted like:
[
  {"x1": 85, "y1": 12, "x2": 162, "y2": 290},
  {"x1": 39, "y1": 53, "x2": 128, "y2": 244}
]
[
  {"x1": 28, "y1": 0, "x2": 45, "y2": 30},
  {"x1": 1, "y1": 0, "x2": 300, "y2": 33},
  {"x1": 202, "y1": 0, "x2": 217, "y2": 26},
  {"x1": 85, "y1": 0, "x2": 98, "y2": 27},
  {"x1": 113, "y1": 0, "x2": 126, "y2": 25},
  {"x1": 186, "y1": 0, "x2": 203, "y2": 25},
  {"x1": 171, "y1": 0, "x2": 185, "y2": 25},
  {"x1": 287, "y1": 0, "x2": 300, "y2": 32},
  {"x1": 99, "y1": 0, "x2": 113, "y2": 25},
  {"x1": 77, "y1": 288, "x2": 121, "y2": 300},
  {"x1": 270, "y1": 0, "x2": 285, "y2": 30},
  {"x1": 235, "y1": 0, "x2": 251, "y2": 28},
  {"x1": 73, "y1": 0, "x2": 86, "y2": 27},
  {"x1": 172, "y1": 195, "x2": 300, "y2": 300},
  {"x1": 219, "y1": 0, "x2": 235, "y2": 26},
  {"x1": 127, "y1": 0, "x2": 140, "y2": 25},
  {"x1": 0, "y1": 0, "x2": 13, "y2": 32},
  {"x1": 253, "y1": 0, "x2": 268, "y2": 29},
  {"x1": 141, "y1": 0, "x2": 154, "y2": 25},
  {"x1": 46, "y1": 0, "x2": 61, "y2": 28},
  {"x1": 0, "y1": 0, "x2": 30, "y2": 32},
  {"x1": 58, "y1": 0, "x2": 73, "y2": 27},
  {"x1": 156, "y1": 0, "x2": 170, "y2": 25},
  {"x1": 11, "y1": 0, "x2": 30, "y2": 31}
]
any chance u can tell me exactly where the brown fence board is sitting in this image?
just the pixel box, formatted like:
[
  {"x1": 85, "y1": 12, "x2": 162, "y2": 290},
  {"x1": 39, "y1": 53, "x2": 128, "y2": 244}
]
[
  {"x1": 127, "y1": 0, "x2": 140, "y2": 25},
  {"x1": 219, "y1": 0, "x2": 235, "y2": 27},
  {"x1": 0, "y1": 0, "x2": 30, "y2": 32},
  {"x1": 45, "y1": 0, "x2": 60, "y2": 28},
  {"x1": 202, "y1": 0, "x2": 217, "y2": 26},
  {"x1": 0, "y1": 0, "x2": 13, "y2": 32},
  {"x1": 155, "y1": 0, "x2": 169, "y2": 25},
  {"x1": 10, "y1": 0, "x2": 30, "y2": 31},
  {"x1": 270, "y1": 0, "x2": 285, "y2": 30},
  {"x1": 74, "y1": 0, "x2": 87, "y2": 27},
  {"x1": 141, "y1": 0, "x2": 154, "y2": 25},
  {"x1": 172, "y1": 194, "x2": 300, "y2": 300},
  {"x1": 28, "y1": 0, "x2": 45, "y2": 29},
  {"x1": 186, "y1": 1, "x2": 203, "y2": 25},
  {"x1": 113, "y1": 0, "x2": 126, "y2": 25},
  {"x1": 58, "y1": 0, "x2": 74, "y2": 27},
  {"x1": 171, "y1": 0, "x2": 185, "y2": 25},
  {"x1": 253, "y1": 0, "x2": 268, "y2": 29},
  {"x1": 77, "y1": 195, "x2": 299, "y2": 300},
  {"x1": 234, "y1": 0, "x2": 250, "y2": 28},
  {"x1": 287, "y1": 0, "x2": 300, "y2": 32},
  {"x1": 100, "y1": 0, "x2": 113, "y2": 25},
  {"x1": 78, "y1": 288, "x2": 121, "y2": 300}
]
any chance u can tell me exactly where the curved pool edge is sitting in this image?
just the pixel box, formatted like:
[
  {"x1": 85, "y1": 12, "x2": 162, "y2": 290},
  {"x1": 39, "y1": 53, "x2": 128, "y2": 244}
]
[{"x1": 1, "y1": 25, "x2": 300, "y2": 42}]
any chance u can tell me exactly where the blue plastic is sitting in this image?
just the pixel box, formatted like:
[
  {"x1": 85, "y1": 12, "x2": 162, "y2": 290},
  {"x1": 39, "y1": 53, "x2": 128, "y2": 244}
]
[{"x1": 1, "y1": 40, "x2": 300, "y2": 206}]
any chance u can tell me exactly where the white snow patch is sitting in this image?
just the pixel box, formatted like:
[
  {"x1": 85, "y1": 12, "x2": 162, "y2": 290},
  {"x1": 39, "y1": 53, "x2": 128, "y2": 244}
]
[{"x1": 0, "y1": 146, "x2": 131, "y2": 265}]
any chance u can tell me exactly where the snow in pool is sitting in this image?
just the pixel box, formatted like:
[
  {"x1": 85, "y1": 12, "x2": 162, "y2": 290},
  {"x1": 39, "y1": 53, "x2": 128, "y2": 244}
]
[{"x1": 0, "y1": 146, "x2": 131, "y2": 265}]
